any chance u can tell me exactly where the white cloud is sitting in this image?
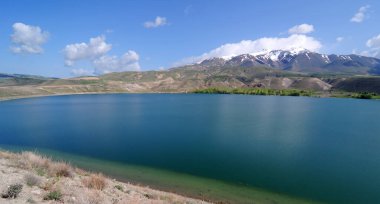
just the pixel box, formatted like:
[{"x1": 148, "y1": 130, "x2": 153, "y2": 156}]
[
  {"x1": 10, "y1": 22, "x2": 49, "y2": 54},
  {"x1": 70, "y1": 69, "x2": 94, "y2": 76},
  {"x1": 93, "y1": 51, "x2": 140, "y2": 74},
  {"x1": 64, "y1": 36, "x2": 140, "y2": 75},
  {"x1": 351, "y1": 5, "x2": 370, "y2": 23},
  {"x1": 144, "y1": 16, "x2": 168, "y2": 28},
  {"x1": 64, "y1": 35, "x2": 112, "y2": 66},
  {"x1": 336, "y1": 37, "x2": 344, "y2": 43},
  {"x1": 176, "y1": 34, "x2": 322, "y2": 65},
  {"x1": 366, "y1": 34, "x2": 380, "y2": 48},
  {"x1": 288, "y1": 24, "x2": 314, "y2": 34},
  {"x1": 363, "y1": 34, "x2": 380, "y2": 58}
]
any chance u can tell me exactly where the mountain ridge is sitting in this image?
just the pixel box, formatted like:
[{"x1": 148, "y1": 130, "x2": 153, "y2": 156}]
[
  {"x1": 2, "y1": 50, "x2": 380, "y2": 100},
  {"x1": 194, "y1": 50, "x2": 380, "y2": 75}
]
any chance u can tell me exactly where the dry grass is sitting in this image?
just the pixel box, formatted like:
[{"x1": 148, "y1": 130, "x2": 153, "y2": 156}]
[
  {"x1": 74, "y1": 188, "x2": 105, "y2": 204},
  {"x1": 74, "y1": 167, "x2": 89, "y2": 176},
  {"x1": 16, "y1": 151, "x2": 50, "y2": 170},
  {"x1": 82, "y1": 173, "x2": 107, "y2": 190},
  {"x1": 11, "y1": 152, "x2": 72, "y2": 178},
  {"x1": 43, "y1": 190, "x2": 62, "y2": 201},
  {"x1": 41, "y1": 178, "x2": 58, "y2": 191},
  {"x1": 24, "y1": 173, "x2": 42, "y2": 186},
  {"x1": 0, "y1": 151, "x2": 16, "y2": 159},
  {"x1": 49, "y1": 162, "x2": 72, "y2": 177},
  {"x1": 0, "y1": 150, "x2": 208, "y2": 204}
]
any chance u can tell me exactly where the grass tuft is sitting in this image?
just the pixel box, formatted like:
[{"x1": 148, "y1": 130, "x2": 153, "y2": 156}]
[
  {"x1": 24, "y1": 173, "x2": 42, "y2": 187},
  {"x1": 43, "y1": 190, "x2": 62, "y2": 201},
  {"x1": 49, "y1": 162, "x2": 72, "y2": 177},
  {"x1": 18, "y1": 151, "x2": 50, "y2": 170},
  {"x1": 82, "y1": 173, "x2": 107, "y2": 190}
]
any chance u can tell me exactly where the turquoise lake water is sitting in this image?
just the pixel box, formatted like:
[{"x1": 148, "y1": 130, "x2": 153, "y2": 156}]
[{"x1": 1, "y1": 94, "x2": 380, "y2": 203}]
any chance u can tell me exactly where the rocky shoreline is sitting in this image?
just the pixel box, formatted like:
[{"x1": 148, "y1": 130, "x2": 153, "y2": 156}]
[{"x1": 0, "y1": 150, "x2": 209, "y2": 204}]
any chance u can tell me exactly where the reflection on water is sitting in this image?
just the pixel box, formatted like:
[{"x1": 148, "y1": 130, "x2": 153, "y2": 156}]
[{"x1": 1, "y1": 94, "x2": 380, "y2": 203}]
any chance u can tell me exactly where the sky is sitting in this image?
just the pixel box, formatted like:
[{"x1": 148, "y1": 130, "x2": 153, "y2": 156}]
[{"x1": 0, "y1": 0, "x2": 380, "y2": 77}]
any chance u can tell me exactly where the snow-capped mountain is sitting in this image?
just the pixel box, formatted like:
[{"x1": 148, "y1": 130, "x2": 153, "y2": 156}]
[{"x1": 198, "y1": 50, "x2": 380, "y2": 75}]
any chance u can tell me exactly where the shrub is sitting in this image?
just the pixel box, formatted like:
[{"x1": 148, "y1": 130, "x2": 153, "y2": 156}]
[
  {"x1": 49, "y1": 162, "x2": 72, "y2": 177},
  {"x1": 114, "y1": 185, "x2": 123, "y2": 191},
  {"x1": 357, "y1": 92, "x2": 372, "y2": 99},
  {"x1": 1, "y1": 184, "x2": 23, "y2": 199},
  {"x1": 24, "y1": 173, "x2": 42, "y2": 187},
  {"x1": 18, "y1": 152, "x2": 50, "y2": 170},
  {"x1": 82, "y1": 173, "x2": 107, "y2": 190},
  {"x1": 43, "y1": 190, "x2": 62, "y2": 201},
  {"x1": 35, "y1": 167, "x2": 46, "y2": 176}
]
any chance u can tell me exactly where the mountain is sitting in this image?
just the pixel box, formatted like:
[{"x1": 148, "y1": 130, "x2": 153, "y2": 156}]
[
  {"x1": 2, "y1": 51, "x2": 380, "y2": 100},
  {"x1": 197, "y1": 49, "x2": 380, "y2": 75}
]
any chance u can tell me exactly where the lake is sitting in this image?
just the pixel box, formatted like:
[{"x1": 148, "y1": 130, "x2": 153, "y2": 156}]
[{"x1": 1, "y1": 94, "x2": 380, "y2": 203}]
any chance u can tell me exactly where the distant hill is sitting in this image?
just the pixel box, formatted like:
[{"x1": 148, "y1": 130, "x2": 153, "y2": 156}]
[
  {"x1": 1, "y1": 51, "x2": 380, "y2": 99},
  {"x1": 0, "y1": 73, "x2": 56, "y2": 86}
]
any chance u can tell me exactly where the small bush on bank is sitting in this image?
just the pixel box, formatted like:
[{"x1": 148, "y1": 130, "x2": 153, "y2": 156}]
[
  {"x1": 82, "y1": 173, "x2": 107, "y2": 190},
  {"x1": 43, "y1": 190, "x2": 62, "y2": 201},
  {"x1": 1, "y1": 184, "x2": 23, "y2": 199},
  {"x1": 114, "y1": 184, "x2": 123, "y2": 191},
  {"x1": 18, "y1": 152, "x2": 50, "y2": 170},
  {"x1": 24, "y1": 173, "x2": 42, "y2": 187},
  {"x1": 49, "y1": 162, "x2": 72, "y2": 177}
]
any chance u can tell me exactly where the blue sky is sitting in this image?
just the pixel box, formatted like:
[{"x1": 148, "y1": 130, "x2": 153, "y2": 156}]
[{"x1": 0, "y1": 0, "x2": 379, "y2": 77}]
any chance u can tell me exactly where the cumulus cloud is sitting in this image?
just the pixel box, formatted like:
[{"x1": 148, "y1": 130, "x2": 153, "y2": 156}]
[
  {"x1": 363, "y1": 34, "x2": 380, "y2": 58},
  {"x1": 93, "y1": 51, "x2": 140, "y2": 74},
  {"x1": 10, "y1": 22, "x2": 49, "y2": 54},
  {"x1": 176, "y1": 34, "x2": 322, "y2": 65},
  {"x1": 144, "y1": 16, "x2": 168, "y2": 28},
  {"x1": 64, "y1": 35, "x2": 112, "y2": 66},
  {"x1": 351, "y1": 5, "x2": 370, "y2": 23},
  {"x1": 367, "y1": 34, "x2": 380, "y2": 48},
  {"x1": 70, "y1": 69, "x2": 94, "y2": 76},
  {"x1": 288, "y1": 24, "x2": 314, "y2": 34},
  {"x1": 64, "y1": 35, "x2": 140, "y2": 75},
  {"x1": 336, "y1": 37, "x2": 344, "y2": 43}
]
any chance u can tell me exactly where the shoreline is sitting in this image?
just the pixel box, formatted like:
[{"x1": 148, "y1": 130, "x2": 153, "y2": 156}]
[
  {"x1": 0, "y1": 150, "x2": 209, "y2": 204},
  {"x1": 0, "y1": 145, "x2": 319, "y2": 204},
  {"x1": 0, "y1": 91, "x2": 190, "y2": 102},
  {"x1": 1, "y1": 89, "x2": 379, "y2": 103}
]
